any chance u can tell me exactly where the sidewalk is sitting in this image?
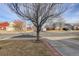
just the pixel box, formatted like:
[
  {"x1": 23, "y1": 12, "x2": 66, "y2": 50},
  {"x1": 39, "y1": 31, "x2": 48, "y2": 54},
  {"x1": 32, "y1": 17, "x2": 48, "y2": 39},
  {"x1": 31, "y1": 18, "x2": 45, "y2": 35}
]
[{"x1": 41, "y1": 39, "x2": 62, "y2": 56}]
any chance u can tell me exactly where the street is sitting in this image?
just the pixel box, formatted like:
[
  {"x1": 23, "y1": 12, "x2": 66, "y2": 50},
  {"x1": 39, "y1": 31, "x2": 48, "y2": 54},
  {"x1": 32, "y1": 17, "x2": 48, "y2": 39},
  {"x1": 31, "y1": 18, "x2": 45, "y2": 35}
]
[{"x1": 0, "y1": 33, "x2": 23, "y2": 40}]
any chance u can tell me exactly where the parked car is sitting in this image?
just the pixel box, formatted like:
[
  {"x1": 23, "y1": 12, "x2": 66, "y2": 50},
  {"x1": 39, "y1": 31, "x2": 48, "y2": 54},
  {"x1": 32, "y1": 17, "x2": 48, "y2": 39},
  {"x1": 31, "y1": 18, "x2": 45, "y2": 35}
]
[{"x1": 63, "y1": 27, "x2": 69, "y2": 31}]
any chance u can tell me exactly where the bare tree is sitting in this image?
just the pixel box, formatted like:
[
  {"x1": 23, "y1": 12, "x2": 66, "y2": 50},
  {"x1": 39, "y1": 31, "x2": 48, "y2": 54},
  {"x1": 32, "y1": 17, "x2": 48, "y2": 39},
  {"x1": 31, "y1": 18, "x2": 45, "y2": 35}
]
[
  {"x1": 13, "y1": 20, "x2": 24, "y2": 31},
  {"x1": 44, "y1": 16, "x2": 65, "y2": 30},
  {"x1": 54, "y1": 16, "x2": 65, "y2": 30},
  {"x1": 57, "y1": 17, "x2": 65, "y2": 30},
  {"x1": 7, "y1": 3, "x2": 68, "y2": 41}
]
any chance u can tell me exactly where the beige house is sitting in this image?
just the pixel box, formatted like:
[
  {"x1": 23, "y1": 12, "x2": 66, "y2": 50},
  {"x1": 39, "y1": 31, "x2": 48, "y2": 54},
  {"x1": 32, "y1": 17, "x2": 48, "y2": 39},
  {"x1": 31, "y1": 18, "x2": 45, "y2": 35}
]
[{"x1": 6, "y1": 22, "x2": 15, "y2": 31}]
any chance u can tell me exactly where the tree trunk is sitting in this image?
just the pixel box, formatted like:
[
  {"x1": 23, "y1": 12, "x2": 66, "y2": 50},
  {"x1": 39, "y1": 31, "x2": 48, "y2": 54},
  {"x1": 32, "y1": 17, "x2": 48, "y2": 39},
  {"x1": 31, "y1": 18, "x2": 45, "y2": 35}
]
[
  {"x1": 35, "y1": 26, "x2": 40, "y2": 42},
  {"x1": 36, "y1": 28, "x2": 40, "y2": 41}
]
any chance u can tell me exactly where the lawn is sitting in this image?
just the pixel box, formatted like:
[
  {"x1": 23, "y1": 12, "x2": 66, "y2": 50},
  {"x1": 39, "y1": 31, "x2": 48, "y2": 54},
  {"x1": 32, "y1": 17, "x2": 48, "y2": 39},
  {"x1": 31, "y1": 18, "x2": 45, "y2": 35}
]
[{"x1": 0, "y1": 40, "x2": 52, "y2": 56}]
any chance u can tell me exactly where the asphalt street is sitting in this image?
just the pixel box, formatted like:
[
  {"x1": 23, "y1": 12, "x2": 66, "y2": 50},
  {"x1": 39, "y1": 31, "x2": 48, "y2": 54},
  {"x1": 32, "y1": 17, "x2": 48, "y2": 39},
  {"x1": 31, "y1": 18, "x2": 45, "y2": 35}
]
[{"x1": 0, "y1": 33, "x2": 22, "y2": 40}]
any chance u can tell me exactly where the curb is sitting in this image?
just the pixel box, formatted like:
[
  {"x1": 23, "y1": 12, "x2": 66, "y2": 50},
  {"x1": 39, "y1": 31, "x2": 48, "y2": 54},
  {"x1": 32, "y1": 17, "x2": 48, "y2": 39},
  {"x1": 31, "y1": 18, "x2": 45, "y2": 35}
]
[{"x1": 41, "y1": 38, "x2": 63, "y2": 56}]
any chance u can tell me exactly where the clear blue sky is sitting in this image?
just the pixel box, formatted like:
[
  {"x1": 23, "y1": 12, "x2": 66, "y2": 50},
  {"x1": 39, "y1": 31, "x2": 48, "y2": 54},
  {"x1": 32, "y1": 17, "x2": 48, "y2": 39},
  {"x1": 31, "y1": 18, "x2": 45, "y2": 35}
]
[{"x1": 0, "y1": 3, "x2": 79, "y2": 23}]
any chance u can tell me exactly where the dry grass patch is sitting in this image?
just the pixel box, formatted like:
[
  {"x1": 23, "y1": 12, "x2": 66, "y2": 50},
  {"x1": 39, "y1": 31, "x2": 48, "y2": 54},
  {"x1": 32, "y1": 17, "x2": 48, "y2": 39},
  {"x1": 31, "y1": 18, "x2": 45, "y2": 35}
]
[
  {"x1": 0, "y1": 40, "x2": 52, "y2": 56},
  {"x1": 71, "y1": 37, "x2": 79, "y2": 40}
]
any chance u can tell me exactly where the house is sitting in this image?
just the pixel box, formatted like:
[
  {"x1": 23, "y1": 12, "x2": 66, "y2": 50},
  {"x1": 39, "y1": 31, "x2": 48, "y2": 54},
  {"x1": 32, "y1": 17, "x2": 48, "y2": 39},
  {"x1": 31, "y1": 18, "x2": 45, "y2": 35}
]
[
  {"x1": 62, "y1": 23, "x2": 73, "y2": 30},
  {"x1": 0, "y1": 22, "x2": 9, "y2": 30},
  {"x1": 6, "y1": 22, "x2": 15, "y2": 31},
  {"x1": 73, "y1": 24, "x2": 79, "y2": 30}
]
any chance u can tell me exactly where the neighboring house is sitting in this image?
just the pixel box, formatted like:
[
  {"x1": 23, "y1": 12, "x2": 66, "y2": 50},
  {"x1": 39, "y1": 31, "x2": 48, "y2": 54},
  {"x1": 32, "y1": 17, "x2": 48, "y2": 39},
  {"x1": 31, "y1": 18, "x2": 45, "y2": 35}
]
[
  {"x1": 6, "y1": 22, "x2": 15, "y2": 31},
  {"x1": 73, "y1": 24, "x2": 79, "y2": 30},
  {"x1": 43, "y1": 23, "x2": 74, "y2": 31},
  {"x1": 0, "y1": 22, "x2": 9, "y2": 30},
  {"x1": 26, "y1": 23, "x2": 33, "y2": 31},
  {"x1": 43, "y1": 22, "x2": 64, "y2": 30},
  {"x1": 62, "y1": 23, "x2": 73, "y2": 30}
]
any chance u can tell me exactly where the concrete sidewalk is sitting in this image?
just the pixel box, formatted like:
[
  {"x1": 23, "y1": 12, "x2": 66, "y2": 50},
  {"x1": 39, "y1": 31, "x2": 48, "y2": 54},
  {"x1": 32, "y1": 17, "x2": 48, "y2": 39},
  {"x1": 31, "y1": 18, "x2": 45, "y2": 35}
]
[{"x1": 43, "y1": 36, "x2": 79, "y2": 56}]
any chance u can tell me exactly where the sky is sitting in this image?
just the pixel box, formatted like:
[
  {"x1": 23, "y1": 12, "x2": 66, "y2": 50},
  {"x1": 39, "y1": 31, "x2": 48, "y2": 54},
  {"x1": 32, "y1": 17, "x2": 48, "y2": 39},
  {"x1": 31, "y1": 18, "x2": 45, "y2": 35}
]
[
  {"x1": 0, "y1": 4, "x2": 20, "y2": 22},
  {"x1": 0, "y1": 3, "x2": 79, "y2": 24},
  {"x1": 63, "y1": 3, "x2": 79, "y2": 23}
]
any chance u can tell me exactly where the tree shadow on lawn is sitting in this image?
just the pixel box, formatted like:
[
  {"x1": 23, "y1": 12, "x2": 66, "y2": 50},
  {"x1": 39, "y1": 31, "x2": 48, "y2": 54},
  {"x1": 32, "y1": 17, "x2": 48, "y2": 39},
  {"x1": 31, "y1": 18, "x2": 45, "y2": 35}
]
[{"x1": 12, "y1": 34, "x2": 36, "y2": 38}]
